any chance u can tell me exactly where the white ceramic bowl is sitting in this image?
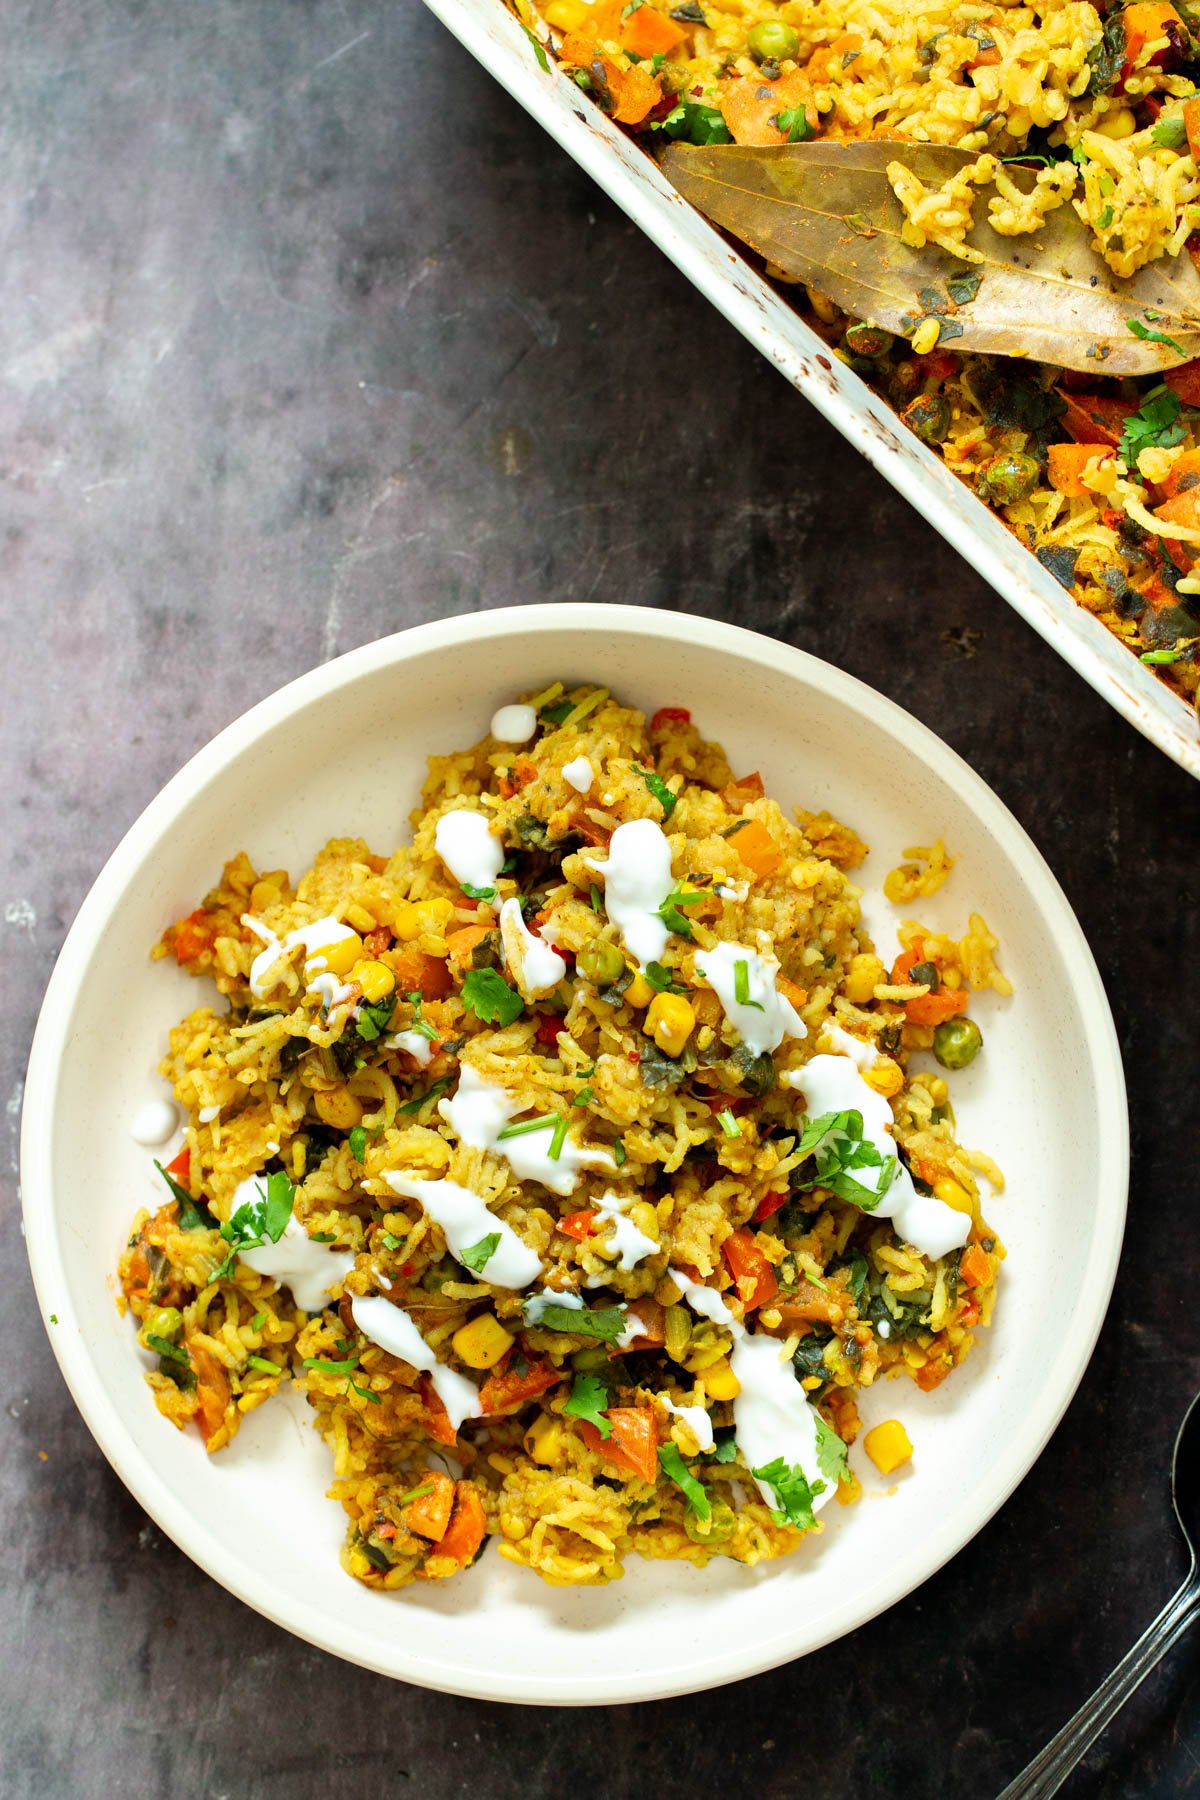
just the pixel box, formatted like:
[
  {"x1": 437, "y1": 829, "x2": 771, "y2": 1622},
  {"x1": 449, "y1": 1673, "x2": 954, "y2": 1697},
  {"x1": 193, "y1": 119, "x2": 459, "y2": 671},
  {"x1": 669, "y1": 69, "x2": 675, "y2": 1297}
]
[{"x1": 22, "y1": 604, "x2": 1128, "y2": 1703}]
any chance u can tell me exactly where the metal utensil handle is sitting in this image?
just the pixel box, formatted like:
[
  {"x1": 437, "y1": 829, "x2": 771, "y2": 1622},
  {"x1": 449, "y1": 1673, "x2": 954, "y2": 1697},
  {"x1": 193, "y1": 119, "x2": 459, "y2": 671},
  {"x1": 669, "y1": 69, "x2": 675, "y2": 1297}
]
[{"x1": 997, "y1": 1572, "x2": 1200, "y2": 1800}]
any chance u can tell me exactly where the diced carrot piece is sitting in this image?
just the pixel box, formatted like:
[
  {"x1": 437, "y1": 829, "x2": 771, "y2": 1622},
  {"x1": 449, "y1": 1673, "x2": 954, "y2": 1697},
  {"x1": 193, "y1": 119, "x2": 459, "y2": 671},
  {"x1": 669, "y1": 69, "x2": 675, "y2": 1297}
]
[
  {"x1": 1153, "y1": 485, "x2": 1200, "y2": 569},
  {"x1": 618, "y1": 1298, "x2": 665, "y2": 1350},
  {"x1": 1058, "y1": 390, "x2": 1135, "y2": 448},
  {"x1": 187, "y1": 1339, "x2": 231, "y2": 1447},
  {"x1": 164, "y1": 1147, "x2": 191, "y2": 1185},
  {"x1": 915, "y1": 1356, "x2": 952, "y2": 1392},
  {"x1": 478, "y1": 1354, "x2": 564, "y2": 1415},
  {"x1": 497, "y1": 757, "x2": 539, "y2": 800},
  {"x1": 387, "y1": 947, "x2": 453, "y2": 999},
  {"x1": 777, "y1": 974, "x2": 807, "y2": 1007},
  {"x1": 403, "y1": 1469, "x2": 456, "y2": 1540},
  {"x1": 722, "y1": 1227, "x2": 779, "y2": 1311},
  {"x1": 558, "y1": 1210, "x2": 596, "y2": 1240},
  {"x1": 417, "y1": 1375, "x2": 461, "y2": 1445},
  {"x1": 650, "y1": 707, "x2": 691, "y2": 731},
  {"x1": 581, "y1": 1407, "x2": 660, "y2": 1483},
  {"x1": 1121, "y1": 2, "x2": 1182, "y2": 76},
  {"x1": 1165, "y1": 359, "x2": 1200, "y2": 407},
  {"x1": 561, "y1": 0, "x2": 623, "y2": 59},
  {"x1": 889, "y1": 946, "x2": 969, "y2": 1027},
  {"x1": 435, "y1": 1483, "x2": 488, "y2": 1565},
  {"x1": 173, "y1": 908, "x2": 215, "y2": 965},
  {"x1": 1185, "y1": 96, "x2": 1200, "y2": 162},
  {"x1": 1047, "y1": 442, "x2": 1108, "y2": 496},
  {"x1": 721, "y1": 70, "x2": 814, "y2": 146},
  {"x1": 808, "y1": 31, "x2": 864, "y2": 81},
  {"x1": 753, "y1": 1190, "x2": 789, "y2": 1223},
  {"x1": 959, "y1": 1243, "x2": 992, "y2": 1289},
  {"x1": 720, "y1": 771, "x2": 765, "y2": 808},
  {"x1": 604, "y1": 57, "x2": 663, "y2": 124},
  {"x1": 620, "y1": 6, "x2": 685, "y2": 58},
  {"x1": 446, "y1": 924, "x2": 492, "y2": 968},
  {"x1": 732, "y1": 819, "x2": 781, "y2": 880}
]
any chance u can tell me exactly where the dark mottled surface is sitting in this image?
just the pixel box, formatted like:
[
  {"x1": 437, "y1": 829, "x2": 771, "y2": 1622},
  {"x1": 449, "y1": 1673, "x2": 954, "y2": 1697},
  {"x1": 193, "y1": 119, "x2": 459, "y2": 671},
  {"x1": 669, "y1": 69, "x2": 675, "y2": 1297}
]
[{"x1": 2, "y1": 3, "x2": 1198, "y2": 1795}]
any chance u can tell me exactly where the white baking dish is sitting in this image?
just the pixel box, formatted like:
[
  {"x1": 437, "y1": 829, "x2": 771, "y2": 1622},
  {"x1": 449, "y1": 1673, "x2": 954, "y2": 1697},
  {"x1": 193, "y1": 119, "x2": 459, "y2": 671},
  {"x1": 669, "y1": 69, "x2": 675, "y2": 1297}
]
[{"x1": 423, "y1": 0, "x2": 1200, "y2": 780}]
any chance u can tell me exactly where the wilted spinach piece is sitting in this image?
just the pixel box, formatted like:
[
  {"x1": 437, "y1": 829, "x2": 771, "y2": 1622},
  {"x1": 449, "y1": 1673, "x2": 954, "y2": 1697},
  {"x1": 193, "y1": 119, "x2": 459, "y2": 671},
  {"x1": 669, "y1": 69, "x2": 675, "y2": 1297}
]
[
  {"x1": 512, "y1": 814, "x2": 552, "y2": 852},
  {"x1": 1036, "y1": 546, "x2": 1080, "y2": 591},
  {"x1": 866, "y1": 1289, "x2": 931, "y2": 1340},
  {"x1": 792, "y1": 1333, "x2": 832, "y2": 1384},
  {"x1": 962, "y1": 364, "x2": 1064, "y2": 462},
  {"x1": 638, "y1": 1040, "x2": 696, "y2": 1089},
  {"x1": 471, "y1": 929, "x2": 501, "y2": 970},
  {"x1": 1087, "y1": 13, "x2": 1126, "y2": 94},
  {"x1": 830, "y1": 1250, "x2": 869, "y2": 1306},
  {"x1": 730, "y1": 1042, "x2": 776, "y2": 1096}
]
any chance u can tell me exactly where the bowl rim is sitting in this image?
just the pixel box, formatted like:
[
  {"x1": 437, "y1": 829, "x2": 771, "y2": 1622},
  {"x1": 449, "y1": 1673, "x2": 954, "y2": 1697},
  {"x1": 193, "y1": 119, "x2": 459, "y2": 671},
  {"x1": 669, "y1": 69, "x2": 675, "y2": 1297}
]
[{"x1": 21, "y1": 602, "x2": 1130, "y2": 1702}]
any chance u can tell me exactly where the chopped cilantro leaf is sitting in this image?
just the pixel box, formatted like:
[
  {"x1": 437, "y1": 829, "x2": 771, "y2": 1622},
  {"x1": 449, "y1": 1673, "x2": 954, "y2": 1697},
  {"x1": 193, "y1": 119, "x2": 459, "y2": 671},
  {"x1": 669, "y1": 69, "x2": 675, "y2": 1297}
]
[
  {"x1": 651, "y1": 98, "x2": 733, "y2": 145},
  {"x1": 398, "y1": 1076, "x2": 452, "y2": 1115},
  {"x1": 348, "y1": 1126, "x2": 367, "y2": 1163},
  {"x1": 751, "y1": 1456, "x2": 825, "y2": 1531},
  {"x1": 656, "y1": 885, "x2": 705, "y2": 937},
  {"x1": 405, "y1": 992, "x2": 439, "y2": 1042},
  {"x1": 461, "y1": 882, "x2": 497, "y2": 902},
  {"x1": 633, "y1": 764, "x2": 678, "y2": 820},
  {"x1": 146, "y1": 1334, "x2": 190, "y2": 1366},
  {"x1": 379, "y1": 1231, "x2": 404, "y2": 1251},
  {"x1": 658, "y1": 1442, "x2": 712, "y2": 1520},
  {"x1": 612, "y1": 1138, "x2": 626, "y2": 1166},
  {"x1": 791, "y1": 1109, "x2": 895, "y2": 1212},
  {"x1": 540, "y1": 699, "x2": 576, "y2": 725},
  {"x1": 154, "y1": 1159, "x2": 217, "y2": 1232},
  {"x1": 461, "y1": 967, "x2": 524, "y2": 1027},
  {"x1": 212, "y1": 1170, "x2": 296, "y2": 1279},
  {"x1": 563, "y1": 1371, "x2": 613, "y2": 1437},
  {"x1": 355, "y1": 993, "x2": 397, "y2": 1042},
  {"x1": 814, "y1": 1414, "x2": 850, "y2": 1484},
  {"x1": 524, "y1": 1301, "x2": 627, "y2": 1341},
  {"x1": 1120, "y1": 384, "x2": 1186, "y2": 467},
  {"x1": 645, "y1": 961, "x2": 685, "y2": 994},
  {"x1": 520, "y1": 21, "x2": 550, "y2": 70},
  {"x1": 710, "y1": 1427, "x2": 738, "y2": 1464},
  {"x1": 772, "y1": 105, "x2": 813, "y2": 142},
  {"x1": 460, "y1": 1232, "x2": 501, "y2": 1273},
  {"x1": 1153, "y1": 115, "x2": 1188, "y2": 148}
]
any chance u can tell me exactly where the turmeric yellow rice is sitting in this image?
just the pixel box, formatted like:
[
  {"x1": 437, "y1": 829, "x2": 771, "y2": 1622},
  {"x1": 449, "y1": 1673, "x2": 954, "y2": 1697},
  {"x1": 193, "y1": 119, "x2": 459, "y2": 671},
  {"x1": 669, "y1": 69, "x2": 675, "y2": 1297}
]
[{"x1": 120, "y1": 686, "x2": 1007, "y2": 1590}]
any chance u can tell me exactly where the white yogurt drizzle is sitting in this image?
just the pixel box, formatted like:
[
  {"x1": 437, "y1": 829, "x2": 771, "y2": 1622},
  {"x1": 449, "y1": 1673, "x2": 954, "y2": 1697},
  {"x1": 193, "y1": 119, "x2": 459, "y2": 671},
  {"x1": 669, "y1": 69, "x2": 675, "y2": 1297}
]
[
  {"x1": 562, "y1": 755, "x2": 594, "y2": 794},
  {"x1": 715, "y1": 881, "x2": 749, "y2": 903},
  {"x1": 694, "y1": 940, "x2": 807, "y2": 1059},
  {"x1": 820, "y1": 1022, "x2": 880, "y2": 1070},
  {"x1": 583, "y1": 818, "x2": 675, "y2": 965},
  {"x1": 233, "y1": 1184, "x2": 356, "y2": 1312},
  {"x1": 490, "y1": 703, "x2": 538, "y2": 744},
  {"x1": 523, "y1": 1288, "x2": 585, "y2": 1324},
  {"x1": 350, "y1": 1294, "x2": 482, "y2": 1431},
  {"x1": 589, "y1": 1190, "x2": 657, "y2": 1271},
  {"x1": 782, "y1": 1054, "x2": 970, "y2": 1262},
  {"x1": 130, "y1": 1100, "x2": 179, "y2": 1146},
  {"x1": 385, "y1": 1028, "x2": 434, "y2": 1067},
  {"x1": 439, "y1": 1063, "x2": 613, "y2": 1197},
  {"x1": 384, "y1": 1171, "x2": 542, "y2": 1289},
  {"x1": 662, "y1": 1395, "x2": 716, "y2": 1454},
  {"x1": 499, "y1": 897, "x2": 567, "y2": 998},
  {"x1": 434, "y1": 809, "x2": 504, "y2": 891},
  {"x1": 615, "y1": 1310, "x2": 648, "y2": 1350},
  {"x1": 242, "y1": 914, "x2": 360, "y2": 1003},
  {"x1": 668, "y1": 1265, "x2": 832, "y2": 1515}
]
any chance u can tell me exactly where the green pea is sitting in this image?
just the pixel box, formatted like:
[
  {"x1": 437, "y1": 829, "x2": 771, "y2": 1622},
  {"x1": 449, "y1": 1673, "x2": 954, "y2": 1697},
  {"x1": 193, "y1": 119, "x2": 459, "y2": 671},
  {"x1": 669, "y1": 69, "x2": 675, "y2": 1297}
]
[
  {"x1": 845, "y1": 322, "x2": 895, "y2": 358},
  {"x1": 684, "y1": 1496, "x2": 737, "y2": 1545},
  {"x1": 901, "y1": 394, "x2": 952, "y2": 444},
  {"x1": 747, "y1": 20, "x2": 799, "y2": 62},
  {"x1": 578, "y1": 941, "x2": 626, "y2": 988},
  {"x1": 933, "y1": 1017, "x2": 983, "y2": 1070},
  {"x1": 977, "y1": 450, "x2": 1039, "y2": 506},
  {"x1": 141, "y1": 1305, "x2": 183, "y2": 1343}
]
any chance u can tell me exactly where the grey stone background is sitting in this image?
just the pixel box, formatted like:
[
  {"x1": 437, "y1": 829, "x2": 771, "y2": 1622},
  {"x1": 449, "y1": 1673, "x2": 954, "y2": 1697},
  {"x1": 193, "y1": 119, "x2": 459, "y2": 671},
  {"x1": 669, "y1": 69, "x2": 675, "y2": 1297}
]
[{"x1": 2, "y1": 2, "x2": 1198, "y2": 1794}]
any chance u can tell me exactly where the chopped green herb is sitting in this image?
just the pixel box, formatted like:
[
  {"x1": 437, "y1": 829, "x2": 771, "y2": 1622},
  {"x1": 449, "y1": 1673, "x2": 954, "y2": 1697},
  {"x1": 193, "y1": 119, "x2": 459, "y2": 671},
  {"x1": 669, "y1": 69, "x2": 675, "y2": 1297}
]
[
  {"x1": 1153, "y1": 114, "x2": 1189, "y2": 148},
  {"x1": 250, "y1": 1310, "x2": 268, "y2": 1330},
  {"x1": 540, "y1": 699, "x2": 576, "y2": 726},
  {"x1": 633, "y1": 764, "x2": 678, "y2": 820},
  {"x1": 497, "y1": 1112, "x2": 560, "y2": 1141},
  {"x1": 246, "y1": 1355, "x2": 279, "y2": 1376},
  {"x1": 146, "y1": 1334, "x2": 190, "y2": 1366},
  {"x1": 710, "y1": 1428, "x2": 738, "y2": 1463},
  {"x1": 348, "y1": 1377, "x2": 381, "y2": 1406},
  {"x1": 792, "y1": 1109, "x2": 896, "y2": 1212},
  {"x1": 348, "y1": 1126, "x2": 367, "y2": 1163},
  {"x1": 303, "y1": 1356, "x2": 360, "y2": 1376},
  {"x1": 524, "y1": 1301, "x2": 627, "y2": 1342},
  {"x1": 379, "y1": 1231, "x2": 404, "y2": 1251},
  {"x1": 644, "y1": 961, "x2": 686, "y2": 994},
  {"x1": 399, "y1": 1481, "x2": 436, "y2": 1505},
  {"x1": 652, "y1": 98, "x2": 733, "y2": 145},
  {"x1": 716, "y1": 1109, "x2": 741, "y2": 1138},
  {"x1": 750, "y1": 1456, "x2": 825, "y2": 1531},
  {"x1": 732, "y1": 958, "x2": 764, "y2": 1010},
  {"x1": 771, "y1": 104, "x2": 813, "y2": 142},
  {"x1": 461, "y1": 967, "x2": 524, "y2": 1027},
  {"x1": 398, "y1": 1076, "x2": 453, "y2": 1115},
  {"x1": 355, "y1": 994, "x2": 398, "y2": 1043},
  {"x1": 49, "y1": 1313, "x2": 58, "y2": 1325},
  {"x1": 612, "y1": 1138, "x2": 626, "y2": 1166},
  {"x1": 658, "y1": 1442, "x2": 712, "y2": 1520},
  {"x1": 563, "y1": 1371, "x2": 613, "y2": 1437},
  {"x1": 154, "y1": 1160, "x2": 217, "y2": 1232},
  {"x1": 460, "y1": 882, "x2": 497, "y2": 902},
  {"x1": 1097, "y1": 204, "x2": 1114, "y2": 230},
  {"x1": 405, "y1": 992, "x2": 439, "y2": 1042},
  {"x1": 573, "y1": 1085, "x2": 596, "y2": 1108},
  {"x1": 1129, "y1": 317, "x2": 1187, "y2": 356},
  {"x1": 590, "y1": 884, "x2": 603, "y2": 914},
  {"x1": 657, "y1": 885, "x2": 705, "y2": 937},
  {"x1": 460, "y1": 1232, "x2": 501, "y2": 1273},
  {"x1": 1141, "y1": 641, "x2": 1194, "y2": 662},
  {"x1": 946, "y1": 270, "x2": 982, "y2": 306},
  {"x1": 212, "y1": 1170, "x2": 296, "y2": 1280},
  {"x1": 1119, "y1": 385, "x2": 1185, "y2": 467},
  {"x1": 814, "y1": 1414, "x2": 849, "y2": 1484},
  {"x1": 520, "y1": 21, "x2": 550, "y2": 70},
  {"x1": 548, "y1": 1115, "x2": 570, "y2": 1161}
]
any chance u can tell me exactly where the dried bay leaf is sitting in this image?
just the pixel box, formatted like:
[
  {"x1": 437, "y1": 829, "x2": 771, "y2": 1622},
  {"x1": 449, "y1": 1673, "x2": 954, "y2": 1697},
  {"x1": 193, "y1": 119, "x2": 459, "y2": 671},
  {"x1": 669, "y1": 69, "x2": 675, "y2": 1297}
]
[{"x1": 660, "y1": 139, "x2": 1200, "y2": 375}]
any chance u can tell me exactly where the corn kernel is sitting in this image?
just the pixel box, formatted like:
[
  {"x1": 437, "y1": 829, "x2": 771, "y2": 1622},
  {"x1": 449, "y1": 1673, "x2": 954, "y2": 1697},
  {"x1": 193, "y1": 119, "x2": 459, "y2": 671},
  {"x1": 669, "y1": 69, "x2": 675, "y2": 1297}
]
[
  {"x1": 933, "y1": 1174, "x2": 974, "y2": 1214},
  {"x1": 1095, "y1": 105, "x2": 1136, "y2": 138},
  {"x1": 415, "y1": 898, "x2": 455, "y2": 932},
  {"x1": 646, "y1": 992, "x2": 696, "y2": 1058},
  {"x1": 843, "y1": 952, "x2": 886, "y2": 1004},
  {"x1": 863, "y1": 1419, "x2": 913, "y2": 1475},
  {"x1": 312, "y1": 931, "x2": 363, "y2": 978},
  {"x1": 351, "y1": 958, "x2": 396, "y2": 1004},
  {"x1": 862, "y1": 1056, "x2": 904, "y2": 1098},
  {"x1": 624, "y1": 973, "x2": 654, "y2": 1008},
  {"x1": 704, "y1": 1359, "x2": 741, "y2": 1401},
  {"x1": 452, "y1": 1313, "x2": 514, "y2": 1369},
  {"x1": 344, "y1": 902, "x2": 378, "y2": 934},
  {"x1": 543, "y1": 0, "x2": 589, "y2": 27},
  {"x1": 524, "y1": 1412, "x2": 567, "y2": 1464},
  {"x1": 392, "y1": 901, "x2": 422, "y2": 942},
  {"x1": 314, "y1": 1087, "x2": 364, "y2": 1130}
]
